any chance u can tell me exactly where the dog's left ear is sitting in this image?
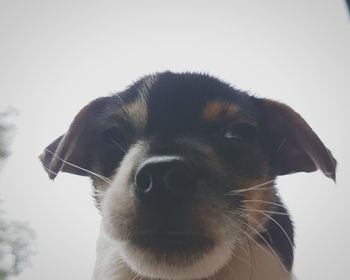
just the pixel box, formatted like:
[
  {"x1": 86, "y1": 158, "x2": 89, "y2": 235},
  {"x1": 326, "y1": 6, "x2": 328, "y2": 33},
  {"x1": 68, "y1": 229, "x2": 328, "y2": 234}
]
[
  {"x1": 259, "y1": 99, "x2": 337, "y2": 181},
  {"x1": 39, "y1": 97, "x2": 111, "y2": 180}
]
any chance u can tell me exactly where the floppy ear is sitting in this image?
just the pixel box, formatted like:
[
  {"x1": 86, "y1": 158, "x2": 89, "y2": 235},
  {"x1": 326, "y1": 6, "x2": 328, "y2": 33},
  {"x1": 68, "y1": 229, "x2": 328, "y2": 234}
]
[
  {"x1": 260, "y1": 99, "x2": 337, "y2": 181},
  {"x1": 39, "y1": 97, "x2": 111, "y2": 180}
]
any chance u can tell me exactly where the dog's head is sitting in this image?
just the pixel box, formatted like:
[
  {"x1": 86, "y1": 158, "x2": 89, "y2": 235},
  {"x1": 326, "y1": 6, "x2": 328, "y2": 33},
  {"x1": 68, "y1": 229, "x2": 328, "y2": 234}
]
[{"x1": 40, "y1": 72, "x2": 336, "y2": 279}]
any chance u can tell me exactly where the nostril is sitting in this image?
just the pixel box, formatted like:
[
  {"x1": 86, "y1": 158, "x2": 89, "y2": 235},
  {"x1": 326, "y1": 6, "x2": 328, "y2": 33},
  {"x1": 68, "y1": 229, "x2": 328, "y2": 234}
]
[{"x1": 135, "y1": 169, "x2": 153, "y2": 193}]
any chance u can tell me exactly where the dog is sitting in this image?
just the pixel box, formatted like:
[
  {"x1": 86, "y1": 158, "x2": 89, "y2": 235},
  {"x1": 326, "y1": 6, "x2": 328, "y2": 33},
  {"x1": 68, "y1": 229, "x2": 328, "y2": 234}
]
[{"x1": 40, "y1": 72, "x2": 336, "y2": 280}]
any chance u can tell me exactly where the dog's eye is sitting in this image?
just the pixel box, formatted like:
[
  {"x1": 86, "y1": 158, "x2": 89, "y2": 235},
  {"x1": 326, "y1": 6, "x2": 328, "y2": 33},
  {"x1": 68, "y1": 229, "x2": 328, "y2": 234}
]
[{"x1": 224, "y1": 123, "x2": 257, "y2": 142}]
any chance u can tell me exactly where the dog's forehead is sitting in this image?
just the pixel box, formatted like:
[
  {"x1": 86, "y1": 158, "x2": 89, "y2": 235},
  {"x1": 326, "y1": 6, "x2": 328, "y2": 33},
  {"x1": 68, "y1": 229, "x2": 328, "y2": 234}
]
[
  {"x1": 110, "y1": 72, "x2": 255, "y2": 133},
  {"x1": 146, "y1": 72, "x2": 244, "y2": 106}
]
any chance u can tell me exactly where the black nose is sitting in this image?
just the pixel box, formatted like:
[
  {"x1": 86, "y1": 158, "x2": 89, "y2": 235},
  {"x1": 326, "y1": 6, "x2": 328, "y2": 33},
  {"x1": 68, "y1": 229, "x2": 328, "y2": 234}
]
[{"x1": 135, "y1": 156, "x2": 195, "y2": 200}]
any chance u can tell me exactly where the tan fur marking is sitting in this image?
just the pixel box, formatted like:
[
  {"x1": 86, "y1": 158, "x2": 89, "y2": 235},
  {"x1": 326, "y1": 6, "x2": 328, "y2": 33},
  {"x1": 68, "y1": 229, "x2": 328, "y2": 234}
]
[
  {"x1": 119, "y1": 97, "x2": 148, "y2": 132},
  {"x1": 226, "y1": 103, "x2": 238, "y2": 116},
  {"x1": 119, "y1": 74, "x2": 156, "y2": 132},
  {"x1": 203, "y1": 101, "x2": 239, "y2": 122},
  {"x1": 240, "y1": 178, "x2": 274, "y2": 233}
]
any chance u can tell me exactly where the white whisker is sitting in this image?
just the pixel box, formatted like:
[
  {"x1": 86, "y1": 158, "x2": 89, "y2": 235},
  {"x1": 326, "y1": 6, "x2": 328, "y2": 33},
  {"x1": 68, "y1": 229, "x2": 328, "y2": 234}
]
[
  {"x1": 42, "y1": 165, "x2": 59, "y2": 176},
  {"x1": 240, "y1": 221, "x2": 277, "y2": 260},
  {"x1": 232, "y1": 251, "x2": 255, "y2": 270},
  {"x1": 226, "y1": 263, "x2": 239, "y2": 280},
  {"x1": 241, "y1": 228, "x2": 276, "y2": 263},
  {"x1": 245, "y1": 208, "x2": 289, "y2": 216},
  {"x1": 242, "y1": 199, "x2": 288, "y2": 210},
  {"x1": 45, "y1": 149, "x2": 112, "y2": 185},
  {"x1": 235, "y1": 209, "x2": 289, "y2": 274},
  {"x1": 276, "y1": 137, "x2": 287, "y2": 153},
  {"x1": 131, "y1": 272, "x2": 141, "y2": 280},
  {"x1": 256, "y1": 210, "x2": 294, "y2": 253},
  {"x1": 245, "y1": 221, "x2": 289, "y2": 273},
  {"x1": 247, "y1": 239, "x2": 255, "y2": 280},
  {"x1": 111, "y1": 139, "x2": 127, "y2": 154},
  {"x1": 225, "y1": 180, "x2": 274, "y2": 195},
  {"x1": 230, "y1": 209, "x2": 273, "y2": 245}
]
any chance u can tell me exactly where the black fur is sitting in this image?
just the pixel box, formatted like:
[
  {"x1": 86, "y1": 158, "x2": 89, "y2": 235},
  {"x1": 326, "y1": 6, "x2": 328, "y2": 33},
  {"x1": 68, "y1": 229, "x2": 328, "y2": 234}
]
[{"x1": 258, "y1": 196, "x2": 295, "y2": 270}]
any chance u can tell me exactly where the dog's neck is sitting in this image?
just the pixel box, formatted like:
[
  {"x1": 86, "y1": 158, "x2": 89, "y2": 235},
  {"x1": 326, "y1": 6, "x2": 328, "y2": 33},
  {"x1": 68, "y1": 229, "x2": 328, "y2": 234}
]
[{"x1": 93, "y1": 227, "x2": 292, "y2": 280}]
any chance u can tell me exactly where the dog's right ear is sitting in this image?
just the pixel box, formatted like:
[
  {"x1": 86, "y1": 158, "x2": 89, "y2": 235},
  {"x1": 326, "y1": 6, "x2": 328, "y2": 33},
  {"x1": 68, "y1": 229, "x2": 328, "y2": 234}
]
[{"x1": 39, "y1": 97, "x2": 111, "y2": 180}]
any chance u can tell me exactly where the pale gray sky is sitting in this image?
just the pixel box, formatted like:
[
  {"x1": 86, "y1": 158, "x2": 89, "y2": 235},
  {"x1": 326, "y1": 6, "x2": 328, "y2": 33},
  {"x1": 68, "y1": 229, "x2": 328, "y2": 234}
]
[{"x1": 1, "y1": 0, "x2": 349, "y2": 279}]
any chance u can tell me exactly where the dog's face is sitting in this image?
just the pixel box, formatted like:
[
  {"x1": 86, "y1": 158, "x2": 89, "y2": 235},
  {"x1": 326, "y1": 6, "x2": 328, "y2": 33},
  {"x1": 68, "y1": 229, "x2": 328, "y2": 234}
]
[{"x1": 41, "y1": 72, "x2": 336, "y2": 279}]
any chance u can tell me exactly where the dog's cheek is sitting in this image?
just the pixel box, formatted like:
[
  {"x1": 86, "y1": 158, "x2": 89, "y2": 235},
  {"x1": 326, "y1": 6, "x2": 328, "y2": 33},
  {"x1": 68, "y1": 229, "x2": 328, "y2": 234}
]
[
  {"x1": 189, "y1": 146, "x2": 252, "y2": 244},
  {"x1": 240, "y1": 176, "x2": 276, "y2": 231},
  {"x1": 195, "y1": 194, "x2": 245, "y2": 243},
  {"x1": 102, "y1": 190, "x2": 139, "y2": 241},
  {"x1": 224, "y1": 146, "x2": 276, "y2": 231},
  {"x1": 202, "y1": 146, "x2": 273, "y2": 239},
  {"x1": 101, "y1": 141, "x2": 149, "y2": 241}
]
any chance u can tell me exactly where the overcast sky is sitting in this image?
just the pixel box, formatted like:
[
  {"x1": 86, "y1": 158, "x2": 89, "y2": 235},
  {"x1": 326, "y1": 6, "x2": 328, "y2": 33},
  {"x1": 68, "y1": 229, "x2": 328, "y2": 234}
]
[{"x1": 1, "y1": 0, "x2": 349, "y2": 279}]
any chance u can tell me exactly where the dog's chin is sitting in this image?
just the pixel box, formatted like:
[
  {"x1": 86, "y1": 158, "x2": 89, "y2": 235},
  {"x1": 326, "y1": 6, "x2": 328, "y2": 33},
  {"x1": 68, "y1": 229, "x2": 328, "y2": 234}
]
[{"x1": 116, "y1": 236, "x2": 234, "y2": 280}]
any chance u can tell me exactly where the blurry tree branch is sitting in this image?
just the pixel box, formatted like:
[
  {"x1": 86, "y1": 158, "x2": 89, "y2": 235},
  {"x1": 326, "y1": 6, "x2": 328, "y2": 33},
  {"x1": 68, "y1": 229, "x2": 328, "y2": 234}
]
[
  {"x1": 0, "y1": 108, "x2": 37, "y2": 279},
  {"x1": 0, "y1": 217, "x2": 37, "y2": 280},
  {"x1": 0, "y1": 108, "x2": 17, "y2": 165}
]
